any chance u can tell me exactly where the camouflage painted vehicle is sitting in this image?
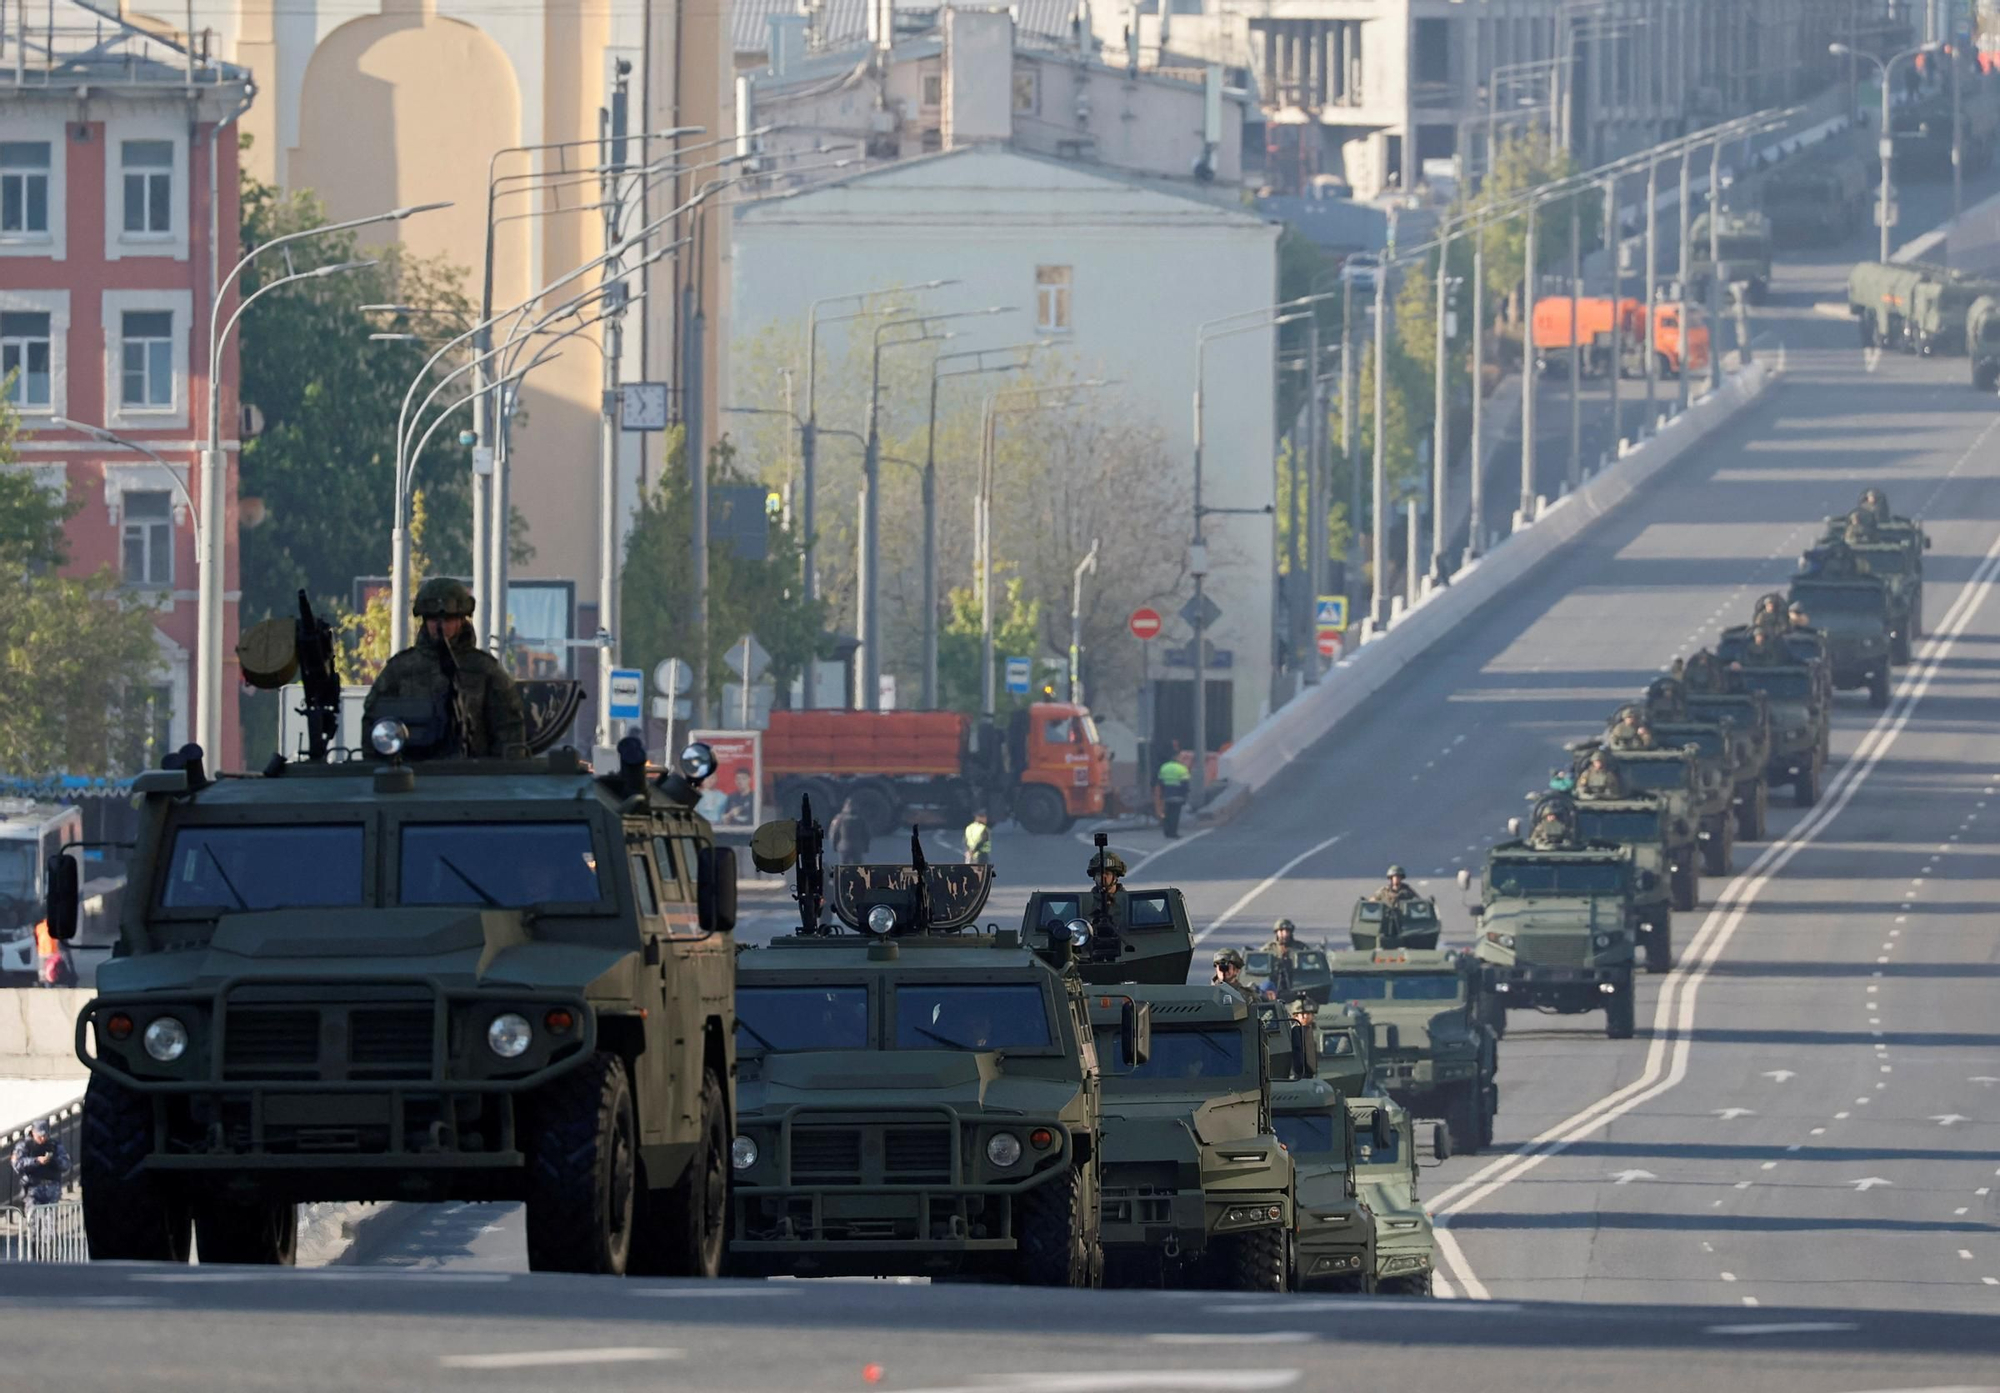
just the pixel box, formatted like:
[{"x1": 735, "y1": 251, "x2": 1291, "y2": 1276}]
[
  {"x1": 1569, "y1": 743, "x2": 1705, "y2": 909},
  {"x1": 1761, "y1": 144, "x2": 1867, "y2": 245},
  {"x1": 1272, "y1": 1076, "x2": 1372, "y2": 1291},
  {"x1": 1323, "y1": 947, "x2": 1497, "y2": 1153},
  {"x1": 1347, "y1": 1093, "x2": 1441, "y2": 1296},
  {"x1": 62, "y1": 734, "x2": 738, "y2": 1276},
  {"x1": 1571, "y1": 798, "x2": 1681, "y2": 972},
  {"x1": 1787, "y1": 575, "x2": 1895, "y2": 708},
  {"x1": 1688, "y1": 210, "x2": 1772, "y2": 303},
  {"x1": 730, "y1": 819, "x2": 1113, "y2": 1285},
  {"x1": 1907, "y1": 277, "x2": 1997, "y2": 356},
  {"x1": 1969, "y1": 295, "x2": 2000, "y2": 389},
  {"x1": 1462, "y1": 797, "x2": 1647, "y2": 1039},
  {"x1": 1349, "y1": 894, "x2": 1443, "y2": 951},
  {"x1": 1025, "y1": 873, "x2": 1295, "y2": 1290}
]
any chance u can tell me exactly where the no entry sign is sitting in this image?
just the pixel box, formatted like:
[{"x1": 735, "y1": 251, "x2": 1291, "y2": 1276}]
[{"x1": 1128, "y1": 607, "x2": 1162, "y2": 641}]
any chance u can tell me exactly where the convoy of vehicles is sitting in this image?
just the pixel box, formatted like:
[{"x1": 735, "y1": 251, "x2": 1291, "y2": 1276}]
[
  {"x1": 1687, "y1": 209, "x2": 1772, "y2": 302},
  {"x1": 1848, "y1": 261, "x2": 2000, "y2": 356}
]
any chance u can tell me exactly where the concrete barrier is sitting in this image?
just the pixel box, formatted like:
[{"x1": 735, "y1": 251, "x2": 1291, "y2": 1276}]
[
  {"x1": 0, "y1": 988, "x2": 90, "y2": 1080},
  {"x1": 1212, "y1": 358, "x2": 1778, "y2": 814}
]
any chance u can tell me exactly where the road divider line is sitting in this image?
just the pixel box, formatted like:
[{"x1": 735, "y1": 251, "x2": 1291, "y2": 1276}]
[
  {"x1": 1431, "y1": 500, "x2": 2000, "y2": 1297},
  {"x1": 1193, "y1": 834, "x2": 1344, "y2": 944},
  {"x1": 438, "y1": 1348, "x2": 682, "y2": 1369}
]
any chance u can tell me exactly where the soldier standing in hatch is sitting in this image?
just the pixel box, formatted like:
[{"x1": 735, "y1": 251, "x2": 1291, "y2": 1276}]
[
  {"x1": 1262, "y1": 917, "x2": 1301, "y2": 964},
  {"x1": 1577, "y1": 749, "x2": 1625, "y2": 800},
  {"x1": 1844, "y1": 507, "x2": 1880, "y2": 546},
  {"x1": 1376, "y1": 866, "x2": 1418, "y2": 905},
  {"x1": 363, "y1": 577, "x2": 526, "y2": 758},
  {"x1": 1861, "y1": 488, "x2": 1892, "y2": 524},
  {"x1": 1212, "y1": 948, "x2": 1257, "y2": 1003},
  {"x1": 1528, "y1": 797, "x2": 1577, "y2": 849}
]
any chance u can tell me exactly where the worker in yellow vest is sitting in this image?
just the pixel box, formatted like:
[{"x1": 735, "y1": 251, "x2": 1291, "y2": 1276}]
[
  {"x1": 1156, "y1": 752, "x2": 1191, "y2": 839},
  {"x1": 963, "y1": 810, "x2": 993, "y2": 865}
]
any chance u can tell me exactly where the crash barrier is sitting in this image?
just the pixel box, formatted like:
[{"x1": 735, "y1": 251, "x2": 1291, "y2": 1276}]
[
  {"x1": 1, "y1": 1101, "x2": 82, "y2": 1211},
  {"x1": 1214, "y1": 356, "x2": 1781, "y2": 809},
  {"x1": 0, "y1": 988, "x2": 93, "y2": 1079},
  {"x1": 0, "y1": 1200, "x2": 86, "y2": 1263}
]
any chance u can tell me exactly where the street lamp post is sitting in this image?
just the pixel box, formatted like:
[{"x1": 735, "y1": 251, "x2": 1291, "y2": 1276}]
[
  {"x1": 1520, "y1": 198, "x2": 1539, "y2": 523},
  {"x1": 1831, "y1": 41, "x2": 1942, "y2": 264},
  {"x1": 1469, "y1": 212, "x2": 1485, "y2": 560},
  {"x1": 1070, "y1": 538, "x2": 1101, "y2": 705}
]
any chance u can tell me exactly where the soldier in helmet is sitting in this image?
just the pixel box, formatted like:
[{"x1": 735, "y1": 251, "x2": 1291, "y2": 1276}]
[
  {"x1": 1861, "y1": 488, "x2": 1891, "y2": 524},
  {"x1": 1843, "y1": 507, "x2": 1879, "y2": 546},
  {"x1": 363, "y1": 577, "x2": 526, "y2": 759},
  {"x1": 1577, "y1": 748, "x2": 1625, "y2": 801},
  {"x1": 1527, "y1": 793, "x2": 1579, "y2": 849},
  {"x1": 1741, "y1": 623, "x2": 1790, "y2": 666},
  {"x1": 1786, "y1": 600, "x2": 1815, "y2": 633},
  {"x1": 1288, "y1": 994, "x2": 1320, "y2": 1032},
  {"x1": 1262, "y1": 917, "x2": 1301, "y2": 963},
  {"x1": 1090, "y1": 849, "x2": 1128, "y2": 898},
  {"x1": 1376, "y1": 866, "x2": 1417, "y2": 905},
  {"x1": 1211, "y1": 947, "x2": 1256, "y2": 1002},
  {"x1": 1752, "y1": 592, "x2": 1787, "y2": 626}
]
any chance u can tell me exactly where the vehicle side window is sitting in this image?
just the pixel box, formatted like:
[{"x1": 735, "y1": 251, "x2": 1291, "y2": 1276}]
[
  {"x1": 629, "y1": 851, "x2": 660, "y2": 918},
  {"x1": 652, "y1": 835, "x2": 686, "y2": 901},
  {"x1": 1042, "y1": 718, "x2": 1071, "y2": 744}
]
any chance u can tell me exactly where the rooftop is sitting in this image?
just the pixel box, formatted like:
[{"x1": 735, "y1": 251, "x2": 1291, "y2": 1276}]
[{"x1": 0, "y1": 0, "x2": 249, "y2": 92}]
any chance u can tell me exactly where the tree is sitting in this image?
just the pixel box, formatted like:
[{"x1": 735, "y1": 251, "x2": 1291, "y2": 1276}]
[
  {"x1": 1455, "y1": 133, "x2": 1599, "y2": 324},
  {"x1": 938, "y1": 577, "x2": 1040, "y2": 717},
  {"x1": 0, "y1": 401, "x2": 168, "y2": 776}
]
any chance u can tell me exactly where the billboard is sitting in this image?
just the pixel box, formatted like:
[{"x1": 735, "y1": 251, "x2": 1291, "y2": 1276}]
[{"x1": 688, "y1": 729, "x2": 761, "y2": 831}]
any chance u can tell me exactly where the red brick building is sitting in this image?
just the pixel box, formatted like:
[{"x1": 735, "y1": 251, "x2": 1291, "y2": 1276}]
[{"x1": 3, "y1": 2, "x2": 252, "y2": 770}]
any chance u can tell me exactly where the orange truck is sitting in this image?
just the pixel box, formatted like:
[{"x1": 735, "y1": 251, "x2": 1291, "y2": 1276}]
[
  {"x1": 760, "y1": 703, "x2": 1114, "y2": 835},
  {"x1": 1532, "y1": 296, "x2": 1710, "y2": 378}
]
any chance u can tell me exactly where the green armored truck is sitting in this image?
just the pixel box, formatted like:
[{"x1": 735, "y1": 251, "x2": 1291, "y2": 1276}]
[
  {"x1": 1689, "y1": 210, "x2": 1772, "y2": 303},
  {"x1": 1244, "y1": 943, "x2": 1333, "y2": 1003},
  {"x1": 1970, "y1": 295, "x2": 2000, "y2": 388},
  {"x1": 1677, "y1": 684, "x2": 1775, "y2": 842},
  {"x1": 1848, "y1": 261, "x2": 1932, "y2": 349},
  {"x1": 1272, "y1": 1075, "x2": 1372, "y2": 1291},
  {"x1": 1571, "y1": 742, "x2": 1707, "y2": 905},
  {"x1": 1349, "y1": 894, "x2": 1443, "y2": 951},
  {"x1": 1716, "y1": 643, "x2": 1830, "y2": 805},
  {"x1": 1323, "y1": 948, "x2": 1497, "y2": 1153},
  {"x1": 1788, "y1": 573, "x2": 1896, "y2": 708},
  {"x1": 1462, "y1": 794, "x2": 1647, "y2": 1039},
  {"x1": 62, "y1": 715, "x2": 739, "y2": 1275},
  {"x1": 1347, "y1": 1093, "x2": 1440, "y2": 1295},
  {"x1": 1643, "y1": 675, "x2": 1770, "y2": 847},
  {"x1": 1571, "y1": 797, "x2": 1680, "y2": 972},
  {"x1": 729, "y1": 815, "x2": 1113, "y2": 1285}
]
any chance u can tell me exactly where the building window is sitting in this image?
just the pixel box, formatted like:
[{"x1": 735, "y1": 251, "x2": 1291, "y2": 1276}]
[
  {"x1": 0, "y1": 141, "x2": 50, "y2": 237},
  {"x1": 0, "y1": 310, "x2": 51, "y2": 406},
  {"x1": 121, "y1": 309, "x2": 175, "y2": 409},
  {"x1": 121, "y1": 140, "x2": 174, "y2": 236},
  {"x1": 122, "y1": 489, "x2": 173, "y2": 587},
  {"x1": 1035, "y1": 265, "x2": 1072, "y2": 333},
  {"x1": 1012, "y1": 67, "x2": 1039, "y2": 115},
  {"x1": 921, "y1": 72, "x2": 942, "y2": 109}
]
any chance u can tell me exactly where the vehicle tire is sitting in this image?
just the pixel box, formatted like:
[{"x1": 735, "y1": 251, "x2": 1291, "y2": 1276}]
[
  {"x1": 1445, "y1": 1086, "x2": 1482, "y2": 1158},
  {"x1": 1014, "y1": 1163, "x2": 1094, "y2": 1287},
  {"x1": 1014, "y1": 784, "x2": 1067, "y2": 836},
  {"x1": 193, "y1": 1200, "x2": 297, "y2": 1266},
  {"x1": 1213, "y1": 1224, "x2": 1289, "y2": 1293},
  {"x1": 846, "y1": 781, "x2": 899, "y2": 839},
  {"x1": 1700, "y1": 821, "x2": 1728, "y2": 877},
  {"x1": 1891, "y1": 626, "x2": 1912, "y2": 664},
  {"x1": 1868, "y1": 668, "x2": 1891, "y2": 710},
  {"x1": 631, "y1": 1067, "x2": 727, "y2": 1278},
  {"x1": 1644, "y1": 915, "x2": 1674, "y2": 975},
  {"x1": 1605, "y1": 979, "x2": 1636, "y2": 1040},
  {"x1": 1480, "y1": 1083, "x2": 1498, "y2": 1150},
  {"x1": 1793, "y1": 759, "x2": 1821, "y2": 807},
  {"x1": 1670, "y1": 855, "x2": 1700, "y2": 911},
  {"x1": 522, "y1": 1052, "x2": 638, "y2": 1276},
  {"x1": 80, "y1": 1073, "x2": 192, "y2": 1263},
  {"x1": 1381, "y1": 1270, "x2": 1434, "y2": 1297},
  {"x1": 1735, "y1": 782, "x2": 1767, "y2": 842}
]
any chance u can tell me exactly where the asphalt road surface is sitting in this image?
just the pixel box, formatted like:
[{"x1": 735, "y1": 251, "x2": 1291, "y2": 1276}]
[{"x1": 8, "y1": 161, "x2": 1999, "y2": 1393}]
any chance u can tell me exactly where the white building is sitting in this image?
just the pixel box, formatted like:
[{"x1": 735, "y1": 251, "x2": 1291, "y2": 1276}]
[{"x1": 729, "y1": 142, "x2": 1281, "y2": 740}]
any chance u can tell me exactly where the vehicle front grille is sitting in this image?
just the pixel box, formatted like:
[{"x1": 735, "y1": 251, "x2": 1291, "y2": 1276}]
[
  {"x1": 1516, "y1": 932, "x2": 1590, "y2": 967},
  {"x1": 791, "y1": 1128, "x2": 863, "y2": 1180},
  {"x1": 222, "y1": 1009, "x2": 318, "y2": 1079},
  {"x1": 349, "y1": 1008, "x2": 435, "y2": 1079},
  {"x1": 883, "y1": 1127, "x2": 952, "y2": 1182}
]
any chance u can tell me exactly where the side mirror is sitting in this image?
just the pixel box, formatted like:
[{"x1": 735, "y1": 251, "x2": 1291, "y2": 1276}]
[
  {"x1": 1469, "y1": 903, "x2": 1486, "y2": 919},
  {"x1": 45, "y1": 854, "x2": 79, "y2": 942},
  {"x1": 1291, "y1": 1022, "x2": 1320, "y2": 1078},
  {"x1": 1506, "y1": 816, "x2": 1522, "y2": 837},
  {"x1": 1925, "y1": 535, "x2": 1933, "y2": 550},
  {"x1": 697, "y1": 843, "x2": 739, "y2": 934},
  {"x1": 1376, "y1": 1022, "x2": 1401, "y2": 1053},
  {"x1": 1372, "y1": 1109, "x2": 1393, "y2": 1150},
  {"x1": 1428, "y1": 1119, "x2": 1453, "y2": 1164},
  {"x1": 1638, "y1": 869, "x2": 1659, "y2": 892},
  {"x1": 1120, "y1": 1000, "x2": 1152, "y2": 1068},
  {"x1": 1456, "y1": 868, "x2": 1472, "y2": 890}
]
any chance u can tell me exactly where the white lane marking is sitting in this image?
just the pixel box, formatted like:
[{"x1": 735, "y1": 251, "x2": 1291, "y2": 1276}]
[
  {"x1": 1832, "y1": 1386, "x2": 2000, "y2": 1393},
  {"x1": 1431, "y1": 503, "x2": 2000, "y2": 1299},
  {"x1": 1851, "y1": 1178, "x2": 1893, "y2": 1191},
  {"x1": 1128, "y1": 827, "x2": 1217, "y2": 879},
  {"x1": 1706, "y1": 1322, "x2": 1858, "y2": 1336},
  {"x1": 1206, "y1": 1299, "x2": 1522, "y2": 1316},
  {"x1": 624, "y1": 1286, "x2": 799, "y2": 1298},
  {"x1": 438, "y1": 1348, "x2": 682, "y2": 1369},
  {"x1": 1194, "y1": 834, "x2": 1344, "y2": 943},
  {"x1": 1148, "y1": 1333, "x2": 1313, "y2": 1344},
  {"x1": 895, "y1": 1376, "x2": 1303, "y2": 1393}
]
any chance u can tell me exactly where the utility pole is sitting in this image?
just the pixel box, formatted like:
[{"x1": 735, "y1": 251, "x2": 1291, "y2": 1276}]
[
  {"x1": 1605, "y1": 176, "x2": 1622, "y2": 449},
  {"x1": 1469, "y1": 213, "x2": 1484, "y2": 560},
  {"x1": 1520, "y1": 200, "x2": 1538, "y2": 523},
  {"x1": 1567, "y1": 193, "x2": 1581, "y2": 489},
  {"x1": 1371, "y1": 269, "x2": 1389, "y2": 625},
  {"x1": 1070, "y1": 538, "x2": 1100, "y2": 704},
  {"x1": 595, "y1": 72, "x2": 632, "y2": 750},
  {"x1": 1676, "y1": 146, "x2": 1692, "y2": 415},
  {"x1": 1432, "y1": 219, "x2": 1451, "y2": 579},
  {"x1": 1341, "y1": 282, "x2": 1357, "y2": 585},
  {"x1": 1304, "y1": 309, "x2": 1323, "y2": 679},
  {"x1": 1644, "y1": 155, "x2": 1659, "y2": 428},
  {"x1": 1708, "y1": 137, "x2": 1725, "y2": 396}
]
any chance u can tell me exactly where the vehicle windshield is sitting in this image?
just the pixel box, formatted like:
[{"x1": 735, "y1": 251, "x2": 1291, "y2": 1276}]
[
  {"x1": 1354, "y1": 1113, "x2": 1402, "y2": 1166},
  {"x1": 1854, "y1": 549, "x2": 1910, "y2": 575},
  {"x1": 1105, "y1": 1024, "x2": 1246, "y2": 1080},
  {"x1": 1717, "y1": 236, "x2": 1764, "y2": 260},
  {"x1": 1391, "y1": 975, "x2": 1463, "y2": 1002},
  {"x1": 1274, "y1": 1112, "x2": 1338, "y2": 1157},
  {"x1": 0, "y1": 841, "x2": 32, "y2": 899},
  {"x1": 1740, "y1": 669, "x2": 1813, "y2": 699},
  {"x1": 1617, "y1": 761, "x2": 1688, "y2": 791},
  {"x1": 1791, "y1": 584, "x2": 1883, "y2": 616},
  {"x1": 159, "y1": 825, "x2": 364, "y2": 911},
  {"x1": 1576, "y1": 808, "x2": 1663, "y2": 842},
  {"x1": 1327, "y1": 976, "x2": 1390, "y2": 1001},
  {"x1": 735, "y1": 986, "x2": 869, "y2": 1053},
  {"x1": 894, "y1": 983, "x2": 1051, "y2": 1051},
  {"x1": 1321, "y1": 1030, "x2": 1358, "y2": 1057},
  {"x1": 1490, "y1": 861, "x2": 1628, "y2": 894},
  {"x1": 1658, "y1": 728, "x2": 1724, "y2": 757},
  {"x1": 399, "y1": 823, "x2": 602, "y2": 906}
]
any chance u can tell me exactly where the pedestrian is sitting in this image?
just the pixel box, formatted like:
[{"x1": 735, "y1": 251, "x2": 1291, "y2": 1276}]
[
  {"x1": 10, "y1": 1118, "x2": 69, "y2": 1212},
  {"x1": 1156, "y1": 749, "x2": 1192, "y2": 839},
  {"x1": 826, "y1": 799, "x2": 871, "y2": 866},
  {"x1": 963, "y1": 810, "x2": 993, "y2": 866}
]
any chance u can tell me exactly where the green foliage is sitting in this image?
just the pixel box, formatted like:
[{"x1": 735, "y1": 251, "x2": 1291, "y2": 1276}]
[
  {"x1": 938, "y1": 576, "x2": 1040, "y2": 718},
  {"x1": 0, "y1": 401, "x2": 167, "y2": 775},
  {"x1": 620, "y1": 431, "x2": 826, "y2": 710},
  {"x1": 1454, "y1": 132, "x2": 1601, "y2": 319}
]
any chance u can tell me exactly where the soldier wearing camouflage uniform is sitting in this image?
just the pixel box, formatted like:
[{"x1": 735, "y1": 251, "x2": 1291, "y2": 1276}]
[
  {"x1": 1577, "y1": 749, "x2": 1625, "y2": 801},
  {"x1": 1527, "y1": 795, "x2": 1579, "y2": 849},
  {"x1": 1376, "y1": 866, "x2": 1418, "y2": 905},
  {"x1": 1261, "y1": 917, "x2": 1301, "y2": 963},
  {"x1": 1212, "y1": 948, "x2": 1258, "y2": 1003},
  {"x1": 364, "y1": 577, "x2": 527, "y2": 759},
  {"x1": 1843, "y1": 507, "x2": 1879, "y2": 546},
  {"x1": 1861, "y1": 489, "x2": 1891, "y2": 524}
]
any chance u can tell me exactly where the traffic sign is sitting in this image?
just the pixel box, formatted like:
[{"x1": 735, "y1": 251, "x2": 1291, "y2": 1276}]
[
  {"x1": 1005, "y1": 657, "x2": 1032, "y2": 695},
  {"x1": 608, "y1": 667, "x2": 644, "y2": 722},
  {"x1": 1317, "y1": 631, "x2": 1341, "y2": 660},
  {"x1": 1315, "y1": 594, "x2": 1350, "y2": 634},
  {"x1": 724, "y1": 633, "x2": 769, "y2": 683},
  {"x1": 1179, "y1": 592, "x2": 1223, "y2": 631},
  {"x1": 1128, "y1": 607, "x2": 1162, "y2": 641},
  {"x1": 652, "y1": 657, "x2": 692, "y2": 696}
]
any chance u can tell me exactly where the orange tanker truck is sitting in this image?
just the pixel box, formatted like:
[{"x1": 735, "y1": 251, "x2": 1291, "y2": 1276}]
[
  {"x1": 1532, "y1": 296, "x2": 1710, "y2": 378},
  {"x1": 760, "y1": 703, "x2": 1113, "y2": 835}
]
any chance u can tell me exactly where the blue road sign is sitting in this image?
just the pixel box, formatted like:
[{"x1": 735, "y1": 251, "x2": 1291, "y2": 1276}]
[
  {"x1": 1315, "y1": 595, "x2": 1350, "y2": 633},
  {"x1": 608, "y1": 667, "x2": 644, "y2": 722},
  {"x1": 1005, "y1": 657, "x2": 1032, "y2": 696}
]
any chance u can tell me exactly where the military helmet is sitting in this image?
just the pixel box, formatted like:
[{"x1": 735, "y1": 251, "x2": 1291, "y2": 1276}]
[
  {"x1": 1273, "y1": 917, "x2": 1297, "y2": 933},
  {"x1": 1386, "y1": 864, "x2": 1406, "y2": 878},
  {"x1": 1090, "y1": 851, "x2": 1128, "y2": 878},
  {"x1": 1288, "y1": 994, "x2": 1318, "y2": 1016},
  {"x1": 1213, "y1": 947, "x2": 1244, "y2": 968},
  {"x1": 1754, "y1": 591, "x2": 1785, "y2": 616},
  {"x1": 413, "y1": 576, "x2": 475, "y2": 618}
]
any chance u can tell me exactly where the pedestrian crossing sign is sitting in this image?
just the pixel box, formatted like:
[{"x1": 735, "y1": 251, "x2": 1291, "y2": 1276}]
[{"x1": 1315, "y1": 595, "x2": 1349, "y2": 633}]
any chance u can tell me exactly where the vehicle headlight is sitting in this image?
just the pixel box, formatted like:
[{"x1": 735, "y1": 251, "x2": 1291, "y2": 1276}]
[
  {"x1": 369, "y1": 719, "x2": 408, "y2": 756},
  {"x1": 1594, "y1": 933, "x2": 1613, "y2": 949},
  {"x1": 1486, "y1": 932, "x2": 1516, "y2": 949},
  {"x1": 866, "y1": 905, "x2": 897, "y2": 936},
  {"x1": 731, "y1": 1135, "x2": 758, "y2": 1171},
  {"x1": 486, "y1": 1012, "x2": 533, "y2": 1058},
  {"x1": 142, "y1": 1016, "x2": 188, "y2": 1063},
  {"x1": 986, "y1": 1132, "x2": 1023, "y2": 1168},
  {"x1": 1065, "y1": 918, "x2": 1092, "y2": 947}
]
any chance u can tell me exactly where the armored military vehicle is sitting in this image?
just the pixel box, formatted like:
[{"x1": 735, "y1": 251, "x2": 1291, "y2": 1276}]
[
  {"x1": 1643, "y1": 676, "x2": 1769, "y2": 848},
  {"x1": 1688, "y1": 209, "x2": 1772, "y2": 303},
  {"x1": 1762, "y1": 146, "x2": 1867, "y2": 245},
  {"x1": 1905, "y1": 275, "x2": 1998, "y2": 356},
  {"x1": 61, "y1": 726, "x2": 739, "y2": 1275},
  {"x1": 1848, "y1": 261, "x2": 1933, "y2": 349},
  {"x1": 1314, "y1": 1002, "x2": 1376, "y2": 1097},
  {"x1": 1569, "y1": 742, "x2": 1707, "y2": 904},
  {"x1": 1970, "y1": 295, "x2": 2000, "y2": 389},
  {"x1": 1349, "y1": 893, "x2": 1443, "y2": 951},
  {"x1": 1273, "y1": 1075, "x2": 1372, "y2": 1291},
  {"x1": 1571, "y1": 798, "x2": 1680, "y2": 972},
  {"x1": 730, "y1": 814, "x2": 1113, "y2": 1285},
  {"x1": 1323, "y1": 948, "x2": 1497, "y2": 1152},
  {"x1": 1788, "y1": 573, "x2": 1896, "y2": 708},
  {"x1": 1462, "y1": 795, "x2": 1647, "y2": 1039},
  {"x1": 1679, "y1": 684, "x2": 1775, "y2": 842},
  {"x1": 1348, "y1": 1093, "x2": 1440, "y2": 1295},
  {"x1": 1244, "y1": 942, "x2": 1333, "y2": 1003}
]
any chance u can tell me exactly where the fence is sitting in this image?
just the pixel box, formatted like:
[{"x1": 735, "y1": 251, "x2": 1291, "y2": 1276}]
[
  {"x1": 0, "y1": 1200, "x2": 86, "y2": 1263},
  {"x1": 2, "y1": 1101, "x2": 82, "y2": 1211}
]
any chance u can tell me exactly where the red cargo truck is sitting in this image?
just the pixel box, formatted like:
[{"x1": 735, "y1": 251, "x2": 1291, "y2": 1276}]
[{"x1": 760, "y1": 703, "x2": 1113, "y2": 835}]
